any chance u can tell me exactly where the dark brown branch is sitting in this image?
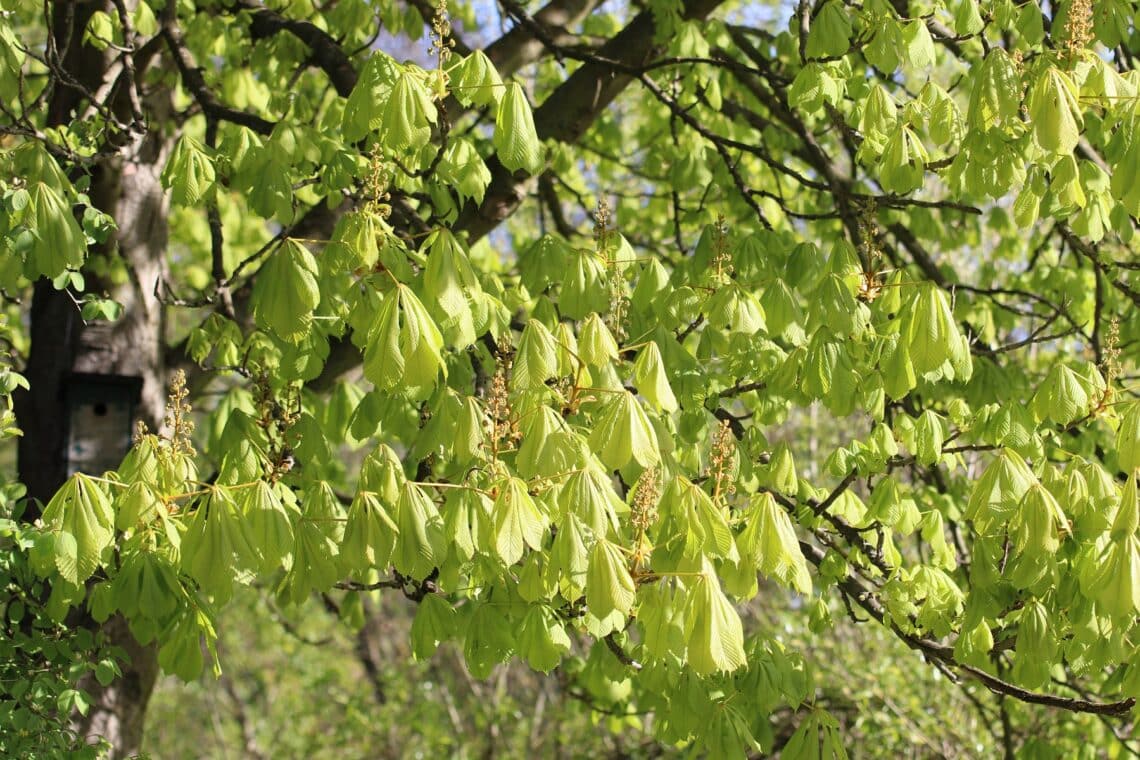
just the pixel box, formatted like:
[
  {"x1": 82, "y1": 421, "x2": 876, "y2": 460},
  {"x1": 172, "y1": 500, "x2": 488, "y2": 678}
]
[
  {"x1": 161, "y1": 24, "x2": 275, "y2": 135},
  {"x1": 238, "y1": 0, "x2": 360, "y2": 97},
  {"x1": 798, "y1": 540, "x2": 1136, "y2": 717},
  {"x1": 454, "y1": 0, "x2": 727, "y2": 243}
]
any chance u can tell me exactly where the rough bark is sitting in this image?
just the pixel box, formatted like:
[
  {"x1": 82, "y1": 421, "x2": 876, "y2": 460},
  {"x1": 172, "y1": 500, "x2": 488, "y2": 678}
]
[{"x1": 67, "y1": 122, "x2": 170, "y2": 760}]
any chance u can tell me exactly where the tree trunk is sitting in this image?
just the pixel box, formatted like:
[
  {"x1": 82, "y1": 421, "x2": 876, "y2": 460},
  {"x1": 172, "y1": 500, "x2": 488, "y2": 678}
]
[{"x1": 13, "y1": 2, "x2": 171, "y2": 756}]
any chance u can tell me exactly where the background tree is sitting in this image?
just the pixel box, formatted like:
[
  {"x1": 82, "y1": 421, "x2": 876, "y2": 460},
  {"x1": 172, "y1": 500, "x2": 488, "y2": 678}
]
[{"x1": 3, "y1": 0, "x2": 1140, "y2": 757}]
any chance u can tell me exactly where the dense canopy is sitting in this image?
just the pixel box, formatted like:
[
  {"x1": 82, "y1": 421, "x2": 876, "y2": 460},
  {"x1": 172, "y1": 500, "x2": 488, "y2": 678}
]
[{"x1": 4, "y1": 0, "x2": 1140, "y2": 756}]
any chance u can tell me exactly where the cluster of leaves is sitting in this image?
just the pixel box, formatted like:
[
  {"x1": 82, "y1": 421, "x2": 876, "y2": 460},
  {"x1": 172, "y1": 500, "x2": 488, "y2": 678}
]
[
  {"x1": 5, "y1": 0, "x2": 1140, "y2": 755},
  {"x1": 0, "y1": 147, "x2": 119, "y2": 313},
  {"x1": 0, "y1": 507, "x2": 117, "y2": 760},
  {"x1": 0, "y1": 314, "x2": 113, "y2": 759}
]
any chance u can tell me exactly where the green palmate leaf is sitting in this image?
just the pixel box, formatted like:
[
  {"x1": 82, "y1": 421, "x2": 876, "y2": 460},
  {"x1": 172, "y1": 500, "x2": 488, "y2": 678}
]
[
  {"x1": 439, "y1": 487, "x2": 479, "y2": 561},
  {"x1": 452, "y1": 49, "x2": 503, "y2": 107},
  {"x1": 1117, "y1": 402, "x2": 1140, "y2": 474},
  {"x1": 360, "y1": 444, "x2": 406, "y2": 502},
  {"x1": 588, "y1": 391, "x2": 660, "y2": 470},
  {"x1": 864, "y1": 18, "x2": 901, "y2": 73},
  {"x1": 512, "y1": 318, "x2": 559, "y2": 391},
  {"x1": 1017, "y1": 1, "x2": 1045, "y2": 42},
  {"x1": 115, "y1": 551, "x2": 179, "y2": 624},
  {"x1": 182, "y1": 489, "x2": 255, "y2": 602},
  {"x1": 637, "y1": 581, "x2": 686, "y2": 661},
  {"x1": 517, "y1": 606, "x2": 571, "y2": 673},
  {"x1": 1013, "y1": 167, "x2": 1047, "y2": 227},
  {"x1": 578, "y1": 313, "x2": 619, "y2": 367},
  {"x1": 633, "y1": 341, "x2": 678, "y2": 413},
  {"x1": 901, "y1": 20, "x2": 935, "y2": 69},
  {"x1": 653, "y1": 477, "x2": 704, "y2": 561},
  {"x1": 966, "y1": 448, "x2": 1037, "y2": 533},
  {"x1": 954, "y1": 621, "x2": 995, "y2": 669},
  {"x1": 878, "y1": 124, "x2": 928, "y2": 195},
  {"x1": 1111, "y1": 129, "x2": 1140, "y2": 218},
  {"x1": 392, "y1": 482, "x2": 444, "y2": 580},
  {"x1": 705, "y1": 704, "x2": 763, "y2": 760},
  {"x1": 516, "y1": 406, "x2": 569, "y2": 479},
  {"x1": 245, "y1": 152, "x2": 294, "y2": 221},
  {"x1": 685, "y1": 561, "x2": 746, "y2": 675},
  {"x1": 953, "y1": 0, "x2": 984, "y2": 35},
  {"x1": 923, "y1": 84, "x2": 963, "y2": 146},
  {"x1": 559, "y1": 468, "x2": 623, "y2": 538},
  {"x1": 464, "y1": 601, "x2": 515, "y2": 679},
  {"x1": 662, "y1": 476, "x2": 736, "y2": 559},
  {"x1": 760, "y1": 278, "x2": 803, "y2": 336},
  {"x1": 1014, "y1": 483, "x2": 1067, "y2": 556},
  {"x1": 132, "y1": 2, "x2": 157, "y2": 35},
  {"x1": 160, "y1": 136, "x2": 215, "y2": 207},
  {"x1": 552, "y1": 323, "x2": 579, "y2": 377},
  {"x1": 518, "y1": 552, "x2": 552, "y2": 602},
  {"x1": 158, "y1": 613, "x2": 206, "y2": 683},
  {"x1": 453, "y1": 397, "x2": 487, "y2": 465},
  {"x1": 879, "y1": 334, "x2": 917, "y2": 400},
  {"x1": 493, "y1": 477, "x2": 547, "y2": 566},
  {"x1": 1112, "y1": 474, "x2": 1138, "y2": 540},
  {"x1": 332, "y1": 211, "x2": 382, "y2": 270},
  {"x1": 240, "y1": 481, "x2": 295, "y2": 572},
  {"x1": 494, "y1": 82, "x2": 543, "y2": 175},
  {"x1": 1028, "y1": 68, "x2": 1082, "y2": 155},
  {"x1": 549, "y1": 511, "x2": 590, "y2": 596},
  {"x1": 382, "y1": 70, "x2": 436, "y2": 151},
  {"x1": 439, "y1": 138, "x2": 492, "y2": 204},
  {"x1": 41, "y1": 474, "x2": 114, "y2": 586},
  {"x1": 410, "y1": 593, "x2": 455, "y2": 660},
  {"x1": 906, "y1": 283, "x2": 970, "y2": 378},
  {"x1": 920, "y1": 510, "x2": 955, "y2": 570},
  {"x1": 763, "y1": 442, "x2": 798, "y2": 495},
  {"x1": 251, "y1": 239, "x2": 320, "y2": 342},
  {"x1": 967, "y1": 49, "x2": 1021, "y2": 130},
  {"x1": 282, "y1": 518, "x2": 340, "y2": 605},
  {"x1": 362, "y1": 284, "x2": 446, "y2": 393},
  {"x1": 1044, "y1": 152, "x2": 1080, "y2": 210},
  {"x1": 340, "y1": 491, "x2": 398, "y2": 574},
  {"x1": 738, "y1": 492, "x2": 812, "y2": 594},
  {"x1": 913, "y1": 410, "x2": 945, "y2": 466},
  {"x1": 859, "y1": 85, "x2": 897, "y2": 154},
  {"x1": 586, "y1": 538, "x2": 636, "y2": 618},
  {"x1": 1091, "y1": 535, "x2": 1140, "y2": 619},
  {"x1": 115, "y1": 481, "x2": 159, "y2": 530},
  {"x1": 342, "y1": 52, "x2": 398, "y2": 141},
  {"x1": 1030, "y1": 363, "x2": 1091, "y2": 425},
  {"x1": 788, "y1": 62, "x2": 843, "y2": 112},
  {"x1": 706, "y1": 284, "x2": 765, "y2": 334},
  {"x1": 561, "y1": 251, "x2": 611, "y2": 319},
  {"x1": 26, "y1": 182, "x2": 86, "y2": 279},
  {"x1": 1012, "y1": 602, "x2": 1053, "y2": 688},
  {"x1": 805, "y1": 1, "x2": 851, "y2": 59},
  {"x1": 423, "y1": 228, "x2": 482, "y2": 348},
  {"x1": 84, "y1": 9, "x2": 114, "y2": 48}
]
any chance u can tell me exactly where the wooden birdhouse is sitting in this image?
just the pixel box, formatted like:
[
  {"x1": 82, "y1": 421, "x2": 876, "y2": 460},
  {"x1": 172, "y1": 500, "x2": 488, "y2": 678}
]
[{"x1": 64, "y1": 373, "x2": 142, "y2": 476}]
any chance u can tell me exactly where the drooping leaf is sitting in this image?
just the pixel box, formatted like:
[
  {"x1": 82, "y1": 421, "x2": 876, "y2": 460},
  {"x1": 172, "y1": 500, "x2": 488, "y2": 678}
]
[
  {"x1": 251, "y1": 239, "x2": 321, "y2": 342},
  {"x1": 494, "y1": 82, "x2": 543, "y2": 175},
  {"x1": 588, "y1": 391, "x2": 660, "y2": 470},
  {"x1": 586, "y1": 538, "x2": 636, "y2": 619},
  {"x1": 685, "y1": 561, "x2": 746, "y2": 675},
  {"x1": 493, "y1": 477, "x2": 547, "y2": 566}
]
